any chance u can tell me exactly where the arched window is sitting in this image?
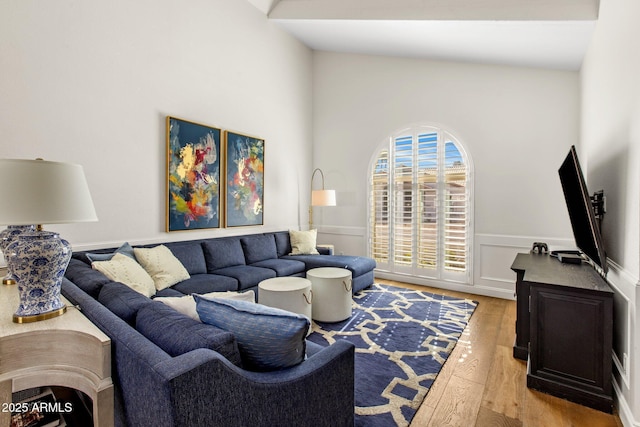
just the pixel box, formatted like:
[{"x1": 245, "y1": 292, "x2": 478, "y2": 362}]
[{"x1": 368, "y1": 125, "x2": 473, "y2": 283}]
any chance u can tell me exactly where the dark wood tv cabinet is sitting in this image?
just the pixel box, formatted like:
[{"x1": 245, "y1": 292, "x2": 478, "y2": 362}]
[{"x1": 511, "y1": 252, "x2": 613, "y2": 413}]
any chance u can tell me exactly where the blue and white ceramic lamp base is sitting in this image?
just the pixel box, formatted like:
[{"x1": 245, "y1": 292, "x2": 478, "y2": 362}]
[
  {"x1": 6, "y1": 230, "x2": 71, "y2": 323},
  {"x1": 0, "y1": 225, "x2": 35, "y2": 285}
]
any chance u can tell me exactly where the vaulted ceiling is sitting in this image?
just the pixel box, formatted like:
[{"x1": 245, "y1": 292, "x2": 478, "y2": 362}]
[{"x1": 247, "y1": 0, "x2": 599, "y2": 70}]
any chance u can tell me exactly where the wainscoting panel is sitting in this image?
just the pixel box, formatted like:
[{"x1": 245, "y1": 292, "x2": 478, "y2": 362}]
[
  {"x1": 318, "y1": 229, "x2": 577, "y2": 300},
  {"x1": 316, "y1": 226, "x2": 367, "y2": 256},
  {"x1": 605, "y1": 260, "x2": 639, "y2": 427},
  {"x1": 607, "y1": 262, "x2": 632, "y2": 389},
  {"x1": 473, "y1": 234, "x2": 574, "y2": 299}
]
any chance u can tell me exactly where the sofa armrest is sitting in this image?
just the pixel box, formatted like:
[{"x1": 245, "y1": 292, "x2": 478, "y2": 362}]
[
  {"x1": 316, "y1": 245, "x2": 334, "y2": 255},
  {"x1": 157, "y1": 342, "x2": 355, "y2": 427}
]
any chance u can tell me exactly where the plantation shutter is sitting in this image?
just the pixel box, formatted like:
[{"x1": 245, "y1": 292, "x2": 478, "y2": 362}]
[
  {"x1": 417, "y1": 132, "x2": 438, "y2": 270},
  {"x1": 369, "y1": 126, "x2": 470, "y2": 282},
  {"x1": 444, "y1": 139, "x2": 468, "y2": 272},
  {"x1": 393, "y1": 135, "x2": 413, "y2": 266},
  {"x1": 370, "y1": 150, "x2": 389, "y2": 264}
]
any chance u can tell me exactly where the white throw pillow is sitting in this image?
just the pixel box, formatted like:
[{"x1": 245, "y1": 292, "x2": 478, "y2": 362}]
[
  {"x1": 133, "y1": 245, "x2": 190, "y2": 291},
  {"x1": 289, "y1": 229, "x2": 319, "y2": 255},
  {"x1": 156, "y1": 290, "x2": 256, "y2": 321},
  {"x1": 92, "y1": 253, "x2": 156, "y2": 297}
]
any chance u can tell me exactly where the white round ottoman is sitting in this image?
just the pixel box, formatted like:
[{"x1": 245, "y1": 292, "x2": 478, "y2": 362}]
[
  {"x1": 258, "y1": 277, "x2": 313, "y2": 322},
  {"x1": 307, "y1": 267, "x2": 352, "y2": 322}
]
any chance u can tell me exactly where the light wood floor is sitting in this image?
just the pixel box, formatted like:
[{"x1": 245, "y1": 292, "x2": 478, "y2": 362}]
[{"x1": 376, "y1": 279, "x2": 623, "y2": 427}]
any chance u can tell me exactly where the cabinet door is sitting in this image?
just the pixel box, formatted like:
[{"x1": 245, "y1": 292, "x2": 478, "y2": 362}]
[{"x1": 529, "y1": 284, "x2": 612, "y2": 398}]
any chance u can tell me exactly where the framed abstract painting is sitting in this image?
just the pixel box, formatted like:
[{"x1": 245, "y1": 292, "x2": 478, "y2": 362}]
[
  {"x1": 223, "y1": 130, "x2": 264, "y2": 227},
  {"x1": 166, "y1": 116, "x2": 221, "y2": 231}
]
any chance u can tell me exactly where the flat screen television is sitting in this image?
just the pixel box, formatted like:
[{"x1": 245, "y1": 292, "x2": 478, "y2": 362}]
[{"x1": 558, "y1": 145, "x2": 607, "y2": 274}]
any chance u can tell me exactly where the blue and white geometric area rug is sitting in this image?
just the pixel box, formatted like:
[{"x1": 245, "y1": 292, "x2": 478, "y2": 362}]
[{"x1": 308, "y1": 283, "x2": 478, "y2": 427}]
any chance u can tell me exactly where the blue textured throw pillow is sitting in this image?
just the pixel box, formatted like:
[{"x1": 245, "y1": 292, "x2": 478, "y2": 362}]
[
  {"x1": 194, "y1": 295, "x2": 309, "y2": 371},
  {"x1": 87, "y1": 242, "x2": 136, "y2": 262}
]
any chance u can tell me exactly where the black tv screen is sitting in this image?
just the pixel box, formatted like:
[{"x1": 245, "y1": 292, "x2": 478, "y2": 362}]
[{"x1": 558, "y1": 145, "x2": 607, "y2": 274}]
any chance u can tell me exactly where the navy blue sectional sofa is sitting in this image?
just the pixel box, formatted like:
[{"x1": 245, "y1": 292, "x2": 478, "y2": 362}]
[{"x1": 62, "y1": 231, "x2": 376, "y2": 427}]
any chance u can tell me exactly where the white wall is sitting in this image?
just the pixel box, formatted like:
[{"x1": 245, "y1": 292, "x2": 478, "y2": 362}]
[
  {"x1": 581, "y1": 0, "x2": 640, "y2": 424},
  {"x1": 0, "y1": 0, "x2": 313, "y2": 250},
  {"x1": 312, "y1": 51, "x2": 579, "y2": 297}
]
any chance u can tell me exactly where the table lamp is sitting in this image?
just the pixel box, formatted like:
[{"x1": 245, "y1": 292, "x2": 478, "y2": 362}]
[
  {"x1": 309, "y1": 168, "x2": 336, "y2": 230},
  {"x1": 0, "y1": 159, "x2": 98, "y2": 323}
]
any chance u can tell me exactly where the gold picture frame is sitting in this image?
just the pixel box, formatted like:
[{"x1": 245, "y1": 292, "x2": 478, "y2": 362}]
[
  {"x1": 166, "y1": 116, "x2": 222, "y2": 231},
  {"x1": 223, "y1": 130, "x2": 264, "y2": 227}
]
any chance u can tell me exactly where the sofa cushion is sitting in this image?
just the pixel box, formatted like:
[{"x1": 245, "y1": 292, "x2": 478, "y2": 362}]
[
  {"x1": 212, "y1": 265, "x2": 276, "y2": 291},
  {"x1": 155, "y1": 290, "x2": 256, "y2": 321},
  {"x1": 135, "y1": 302, "x2": 242, "y2": 367},
  {"x1": 240, "y1": 234, "x2": 278, "y2": 264},
  {"x1": 273, "y1": 231, "x2": 292, "y2": 257},
  {"x1": 202, "y1": 238, "x2": 246, "y2": 271},
  {"x1": 170, "y1": 274, "x2": 238, "y2": 295},
  {"x1": 195, "y1": 296, "x2": 309, "y2": 371},
  {"x1": 154, "y1": 287, "x2": 185, "y2": 297},
  {"x1": 289, "y1": 229, "x2": 319, "y2": 255},
  {"x1": 133, "y1": 245, "x2": 190, "y2": 291},
  {"x1": 98, "y1": 281, "x2": 153, "y2": 325},
  {"x1": 86, "y1": 242, "x2": 136, "y2": 263},
  {"x1": 163, "y1": 241, "x2": 207, "y2": 275},
  {"x1": 65, "y1": 258, "x2": 112, "y2": 298},
  {"x1": 250, "y1": 258, "x2": 306, "y2": 277},
  {"x1": 92, "y1": 253, "x2": 156, "y2": 297}
]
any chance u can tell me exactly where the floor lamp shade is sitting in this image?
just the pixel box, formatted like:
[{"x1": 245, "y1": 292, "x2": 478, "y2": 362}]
[
  {"x1": 311, "y1": 189, "x2": 336, "y2": 207},
  {"x1": 0, "y1": 159, "x2": 98, "y2": 322}
]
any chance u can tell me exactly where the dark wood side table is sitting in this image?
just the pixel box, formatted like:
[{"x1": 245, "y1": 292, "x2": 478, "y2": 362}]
[{"x1": 511, "y1": 253, "x2": 613, "y2": 413}]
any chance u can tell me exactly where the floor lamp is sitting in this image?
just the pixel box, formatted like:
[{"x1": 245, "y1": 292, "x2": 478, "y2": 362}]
[
  {"x1": 309, "y1": 168, "x2": 336, "y2": 230},
  {"x1": 0, "y1": 159, "x2": 98, "y2": 323}
]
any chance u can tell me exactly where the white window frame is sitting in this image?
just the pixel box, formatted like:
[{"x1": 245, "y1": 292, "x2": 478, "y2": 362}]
[{"x1": 367, "y1": 124, "x2": 474, "y2": 285}]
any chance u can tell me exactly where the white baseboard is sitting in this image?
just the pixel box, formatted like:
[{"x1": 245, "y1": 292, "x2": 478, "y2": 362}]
[
  {"x1": 614, "y1": 377, "x2": 640, "y2": 427},
  {"x1": 374, "y1": 270, "x2": 515, "y2": 300}
]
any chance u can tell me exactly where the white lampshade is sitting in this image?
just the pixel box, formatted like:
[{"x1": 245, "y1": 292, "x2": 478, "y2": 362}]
[
  {"x1": 0, "y1": 159, "x2": 98, "y2": 225},
  {"x1": 311, "y1": 189, "x2": 337, "y2": 207}
]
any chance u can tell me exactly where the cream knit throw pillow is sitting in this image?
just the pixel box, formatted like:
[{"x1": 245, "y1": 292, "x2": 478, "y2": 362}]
[
  {"x1": 92, "y1": 253, "x2": 156, "y2": 297},
  {"x1": 134, "y1": 245, "x2": 190, "y2": 291},
  {"x1": 289, "y1": 229, "x2": 320, "y2": 255}
]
